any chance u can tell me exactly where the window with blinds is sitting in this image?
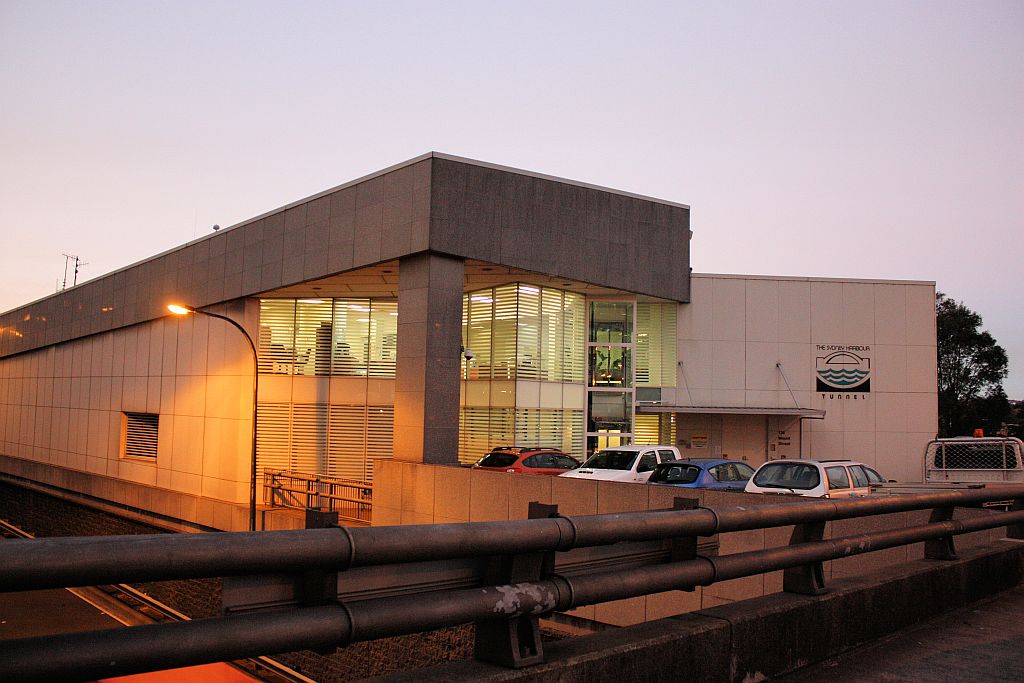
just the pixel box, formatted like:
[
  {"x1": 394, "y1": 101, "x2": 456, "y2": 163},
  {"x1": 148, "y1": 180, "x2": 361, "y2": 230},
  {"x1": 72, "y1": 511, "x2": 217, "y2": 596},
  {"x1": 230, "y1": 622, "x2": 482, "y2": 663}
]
[
  {"x1": 258, "y1": 298, "x2": 398, "y2": 378},
  {"x1": 257, "y1": 402, "x2": 394, "y2": 481},
  {"x1": 123, "y1": 412, "x2": 159, "y2": 459},
  {"x1": 462, "y1": 284, "x2": 585, "y2": 383},
  {"x1": 633, "y1": 413, "x2": 676, "y2": 445},
  {"x1": 636, "y1": 303, "x2": 678, "y2": 387},
  {"x1": 458, "y1": 407, "x2": 584, "y2": 462}
]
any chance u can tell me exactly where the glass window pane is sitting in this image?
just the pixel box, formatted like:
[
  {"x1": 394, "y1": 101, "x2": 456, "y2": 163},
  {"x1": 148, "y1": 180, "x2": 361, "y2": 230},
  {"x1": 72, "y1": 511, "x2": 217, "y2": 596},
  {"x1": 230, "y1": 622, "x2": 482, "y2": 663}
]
[
  {"x1": 589, "y1": 346, "x2": 631, "y2": 388},
  {"x1": 295, "y1": 300, "x2": 333, "y2": 376},
  {"x1": 368, "y1": 300, "x2": 398, "y2": 378},
  {"x1": 516, "y1": 285, "x2": 540, "y2": 380},
  {"x1": 332, "y1": 299, "x2": 371, "y2": 375},
  {"x1": 636, "y1": 303, "x2": 677, "y2": 387},
  {"x1": 587, "y1": 392, "x2": 632, "y2": 433},
  {"x1": 826, "y1": 466, "x2": 850, "y2": 489},
  {"x1": 589, "y1": 302, "x2": 632, "y2": 343},
  {"x1": 258, "y1": 300, "x2": 296, "y2": 374}
]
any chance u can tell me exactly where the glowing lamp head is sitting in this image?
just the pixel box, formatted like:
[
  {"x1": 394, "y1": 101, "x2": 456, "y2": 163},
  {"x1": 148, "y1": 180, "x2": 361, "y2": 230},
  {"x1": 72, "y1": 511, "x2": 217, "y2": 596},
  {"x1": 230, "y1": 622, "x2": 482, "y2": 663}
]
[{"x1": 167, "y1": 304, "x2": 192, "y2": 315}]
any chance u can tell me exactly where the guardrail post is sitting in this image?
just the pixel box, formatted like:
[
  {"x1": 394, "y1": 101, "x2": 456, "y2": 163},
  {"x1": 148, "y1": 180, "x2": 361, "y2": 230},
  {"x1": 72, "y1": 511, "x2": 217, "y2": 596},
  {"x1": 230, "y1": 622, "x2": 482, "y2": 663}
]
[
  {"x1": 783, "y1": 520, "x2": 827, "y2": 595},
  {"x1": 924, "y1": 506, "x2": 958, "y2": 560},
  {"x1": 1007, "y1": 498, "x2": 1024, "y2": 540},
  {"x1": 472, "y1": 502, "x2": 555, "y2": 668}
]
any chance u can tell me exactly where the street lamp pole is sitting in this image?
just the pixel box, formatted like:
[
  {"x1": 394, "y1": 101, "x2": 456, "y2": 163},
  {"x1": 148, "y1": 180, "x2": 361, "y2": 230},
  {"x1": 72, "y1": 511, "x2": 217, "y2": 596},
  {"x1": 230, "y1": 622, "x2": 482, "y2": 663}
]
[{"x1": 168, "y1": 304, "x2": 259, "y2": 531}]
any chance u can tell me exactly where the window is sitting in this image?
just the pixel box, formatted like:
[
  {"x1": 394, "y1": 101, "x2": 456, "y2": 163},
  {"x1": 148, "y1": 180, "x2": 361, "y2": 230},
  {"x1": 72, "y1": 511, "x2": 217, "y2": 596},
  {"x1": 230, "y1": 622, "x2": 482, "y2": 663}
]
[
  {"x1": 825, "y1": 466, "x2": 851, "y2": 489},
  {"x1": 849, "y1": 466, "x2": 870, "y2": 487},
  {"x1": 637, "y1": 451, "x2": 658, "y2": 473},
  {"x1": 583, "y1": 449, "x2": 637, "y2": 471},
  {"x1": 636, "y1": 303, "x2": 677, "y2": 387},
  {"x1": 657, "y1": 449, "x2": 677, "y2": 463},
  {"x1": 478, "y1": 452, "x2": 519, "y2": 468},
  {"x1": 863, "y1": 467, "x2": 885, "y2": 484},
  {"x1": 753, "y1": 463, "x2": 821, "y2": 490},
  {"x1": 123, "y1": 412, "x2": 159, "y2": 459},
  {"x1": 650, "y1": 464, "x2": 701, "y2": 484}
]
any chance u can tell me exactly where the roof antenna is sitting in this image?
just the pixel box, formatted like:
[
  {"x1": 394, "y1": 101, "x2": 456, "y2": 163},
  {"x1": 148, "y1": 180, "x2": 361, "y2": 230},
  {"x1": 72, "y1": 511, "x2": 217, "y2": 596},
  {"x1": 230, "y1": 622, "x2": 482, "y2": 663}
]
[{"x1": 61, "y1": 254, "x2": 87, "y2": 290}]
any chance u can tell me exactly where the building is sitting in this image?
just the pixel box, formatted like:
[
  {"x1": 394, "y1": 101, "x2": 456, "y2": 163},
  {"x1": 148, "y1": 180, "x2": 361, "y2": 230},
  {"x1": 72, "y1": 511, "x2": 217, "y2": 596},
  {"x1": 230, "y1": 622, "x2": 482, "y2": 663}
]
[{"x1": 0, "y1": 153, "x2": 937, "y2": 531}]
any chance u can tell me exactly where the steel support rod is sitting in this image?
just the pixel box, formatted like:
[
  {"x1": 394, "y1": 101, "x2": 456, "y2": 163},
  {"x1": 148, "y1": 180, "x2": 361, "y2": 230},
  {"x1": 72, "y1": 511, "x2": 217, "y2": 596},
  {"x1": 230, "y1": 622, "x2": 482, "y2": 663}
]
[
  {"x1": 3, "y1": 508, "x2": 1023, "y2": 682},
  {"x1": 0, "y1": 605, "x2": 351, "y2": 683},
  {"x1": 3, "y1": 487, "x2": 1024, "y2": 592}
]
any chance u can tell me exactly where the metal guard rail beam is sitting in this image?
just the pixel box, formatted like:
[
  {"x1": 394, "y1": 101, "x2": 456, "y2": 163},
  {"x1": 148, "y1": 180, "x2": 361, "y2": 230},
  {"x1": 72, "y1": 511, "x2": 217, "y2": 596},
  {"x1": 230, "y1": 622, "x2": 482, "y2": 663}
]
[
  {"x1": 1, "y1": 487, "x2": 1023, "y2": 681},
  {"x1": 1, "y1": 486, "x2": 1022, "y2": 592}
]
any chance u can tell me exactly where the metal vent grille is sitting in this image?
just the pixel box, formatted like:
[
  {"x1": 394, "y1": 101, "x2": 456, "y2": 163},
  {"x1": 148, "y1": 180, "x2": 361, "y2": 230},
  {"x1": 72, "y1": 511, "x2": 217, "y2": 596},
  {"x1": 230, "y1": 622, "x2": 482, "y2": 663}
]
[{"x1": 123, "y1": 412, "x2": 159, "y2": 459}]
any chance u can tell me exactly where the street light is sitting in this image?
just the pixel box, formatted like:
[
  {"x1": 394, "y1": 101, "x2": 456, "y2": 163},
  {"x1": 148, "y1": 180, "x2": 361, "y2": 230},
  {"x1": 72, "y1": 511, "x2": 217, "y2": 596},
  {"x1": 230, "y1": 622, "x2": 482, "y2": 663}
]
[{"x1": 168, "y1": 304, "x2": 259, "y2": 531}]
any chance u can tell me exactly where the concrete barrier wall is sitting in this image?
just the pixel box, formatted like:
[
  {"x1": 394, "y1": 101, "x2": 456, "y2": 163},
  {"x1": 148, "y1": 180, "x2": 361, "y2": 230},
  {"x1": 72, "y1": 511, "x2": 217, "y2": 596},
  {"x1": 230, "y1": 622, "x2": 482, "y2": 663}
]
[{"x1": 373, "y1": 460, "x2": 1008, "y2": 626}]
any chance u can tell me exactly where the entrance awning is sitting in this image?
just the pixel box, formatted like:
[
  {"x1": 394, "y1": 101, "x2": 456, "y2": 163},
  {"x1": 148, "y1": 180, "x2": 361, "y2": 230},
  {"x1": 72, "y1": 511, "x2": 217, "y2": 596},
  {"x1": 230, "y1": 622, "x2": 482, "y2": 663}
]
[{"x1": 637, "y1": 405, "x2": 826, "y2": 419}]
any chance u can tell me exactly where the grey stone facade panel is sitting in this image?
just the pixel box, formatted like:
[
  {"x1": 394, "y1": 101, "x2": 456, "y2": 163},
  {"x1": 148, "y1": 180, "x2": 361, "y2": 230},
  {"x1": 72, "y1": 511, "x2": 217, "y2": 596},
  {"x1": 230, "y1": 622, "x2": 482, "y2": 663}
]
[{"x1": 0, "y1": 154, "x2": 690, "y2": 358}]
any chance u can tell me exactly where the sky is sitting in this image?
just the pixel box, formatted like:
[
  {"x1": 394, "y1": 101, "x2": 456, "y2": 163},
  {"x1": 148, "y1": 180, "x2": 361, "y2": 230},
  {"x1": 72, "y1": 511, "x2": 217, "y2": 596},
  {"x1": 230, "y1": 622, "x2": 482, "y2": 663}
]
[{"x1": 1, "y1": 1, "x2": 1022, "y2": 395}]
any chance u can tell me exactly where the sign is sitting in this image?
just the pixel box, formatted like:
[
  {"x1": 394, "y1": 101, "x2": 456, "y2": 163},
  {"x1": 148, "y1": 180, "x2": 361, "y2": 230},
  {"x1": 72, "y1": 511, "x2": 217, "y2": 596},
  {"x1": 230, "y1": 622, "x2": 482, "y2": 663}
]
[
  {"x1": 815, "y1": 344, "x2": 871, "y2": 394},
  {"x1": 691, "y1": 435, "x2": 708, "y2": 449}
]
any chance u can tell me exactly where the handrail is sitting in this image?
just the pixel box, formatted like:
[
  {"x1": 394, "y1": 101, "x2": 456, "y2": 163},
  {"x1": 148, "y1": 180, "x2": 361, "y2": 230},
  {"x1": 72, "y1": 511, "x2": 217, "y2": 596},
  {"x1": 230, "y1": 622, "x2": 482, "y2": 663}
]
[
  {"x1": 263, "y1": 469, "x2": 372, "y2": 523},
  {"x1": 1, "y1": 486, "x2": 1023, "y2": 681}
]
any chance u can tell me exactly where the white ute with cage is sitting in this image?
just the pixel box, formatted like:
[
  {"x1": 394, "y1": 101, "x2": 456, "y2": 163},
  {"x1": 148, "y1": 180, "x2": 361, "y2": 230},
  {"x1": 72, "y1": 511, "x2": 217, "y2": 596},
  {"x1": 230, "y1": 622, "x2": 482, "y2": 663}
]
[{"x1": 924, "y1": 436, "x2": 1024, "y2": 484}]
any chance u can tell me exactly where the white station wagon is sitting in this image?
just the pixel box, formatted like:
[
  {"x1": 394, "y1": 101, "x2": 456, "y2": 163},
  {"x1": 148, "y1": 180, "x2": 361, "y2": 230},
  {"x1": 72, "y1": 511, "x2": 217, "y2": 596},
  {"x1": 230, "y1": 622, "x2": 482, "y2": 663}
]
[
  {"x1": 744, "y1": 459, "x2": 887, "y2": 498},
  {"x1": 559, "y1": 445, "x2": 682, "y2": 483}
]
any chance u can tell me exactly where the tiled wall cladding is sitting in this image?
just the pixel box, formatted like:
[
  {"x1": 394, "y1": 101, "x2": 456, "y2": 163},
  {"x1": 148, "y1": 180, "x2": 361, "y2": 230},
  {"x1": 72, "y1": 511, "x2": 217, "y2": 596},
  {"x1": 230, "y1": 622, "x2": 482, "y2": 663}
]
[
  {"x1": 0, "y1": 154, "x2": 691, "y2": 358},
  {"x1": 0, "y1": 309, "x2": 254, "y2": 509}
]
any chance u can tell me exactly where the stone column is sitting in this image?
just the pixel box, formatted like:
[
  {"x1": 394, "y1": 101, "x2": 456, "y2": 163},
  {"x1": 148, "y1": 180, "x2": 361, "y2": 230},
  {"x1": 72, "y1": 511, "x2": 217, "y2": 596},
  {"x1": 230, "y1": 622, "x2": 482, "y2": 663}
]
[{"x1": 394, "y1": 252, "x2": 465, "y2": 464}]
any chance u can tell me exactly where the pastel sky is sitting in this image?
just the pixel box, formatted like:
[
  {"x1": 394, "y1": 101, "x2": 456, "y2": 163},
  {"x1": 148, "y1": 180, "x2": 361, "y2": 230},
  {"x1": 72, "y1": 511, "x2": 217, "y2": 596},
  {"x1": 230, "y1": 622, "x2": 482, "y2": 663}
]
[{"x1": 2, "y1": 1, "x2": 1022, "y2": 395}]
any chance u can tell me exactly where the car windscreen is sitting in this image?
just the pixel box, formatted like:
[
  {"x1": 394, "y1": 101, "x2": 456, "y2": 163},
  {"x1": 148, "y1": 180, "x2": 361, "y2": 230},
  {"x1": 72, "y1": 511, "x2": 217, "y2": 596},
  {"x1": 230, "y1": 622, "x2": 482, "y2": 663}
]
[
  {"x1": 582, "y1": 450, "x2": 638, "y2": 471},
  {"x1": 649, "y1": 464, "x2": 701, "y2": 484},
  {"x1": 752, "y1": 463, "x2": 821, "y2": 490},
  {"x1": 477, "y1": 452, "x2": 519, "y2": 468}
]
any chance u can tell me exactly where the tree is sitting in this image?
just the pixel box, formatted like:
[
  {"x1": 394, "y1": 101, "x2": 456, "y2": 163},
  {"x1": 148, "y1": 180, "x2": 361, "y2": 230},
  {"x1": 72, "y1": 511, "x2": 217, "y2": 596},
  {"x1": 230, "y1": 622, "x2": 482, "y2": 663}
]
[{"x1": 936, "y1": 292, "x2": 1010, "y2": 437}]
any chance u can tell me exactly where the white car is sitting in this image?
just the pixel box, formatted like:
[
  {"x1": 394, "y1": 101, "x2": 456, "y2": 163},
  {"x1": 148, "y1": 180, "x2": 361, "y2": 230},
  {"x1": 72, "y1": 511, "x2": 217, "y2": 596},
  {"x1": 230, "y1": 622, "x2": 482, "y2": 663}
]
[
  {"x1": 559, "y1": 445, "x2": 681, "y2": 483},
  {"x1": 744, "y1": 459, "x2": 886, "y2": 498}
]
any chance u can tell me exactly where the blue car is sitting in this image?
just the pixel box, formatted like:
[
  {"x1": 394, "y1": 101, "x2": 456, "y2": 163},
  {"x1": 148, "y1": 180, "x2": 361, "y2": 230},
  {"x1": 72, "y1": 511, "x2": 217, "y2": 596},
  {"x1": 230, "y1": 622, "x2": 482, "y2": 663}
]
[{"x1": 647, "y1": 458, "x2": 755, "y2": 491}]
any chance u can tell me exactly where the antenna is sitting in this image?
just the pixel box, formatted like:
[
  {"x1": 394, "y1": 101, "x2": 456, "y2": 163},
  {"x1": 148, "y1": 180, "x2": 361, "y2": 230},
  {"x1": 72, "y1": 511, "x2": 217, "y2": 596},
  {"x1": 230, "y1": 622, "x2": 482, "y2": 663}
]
[{"x1": 61, "y1": 254, "x2": 88, "y2": 290}]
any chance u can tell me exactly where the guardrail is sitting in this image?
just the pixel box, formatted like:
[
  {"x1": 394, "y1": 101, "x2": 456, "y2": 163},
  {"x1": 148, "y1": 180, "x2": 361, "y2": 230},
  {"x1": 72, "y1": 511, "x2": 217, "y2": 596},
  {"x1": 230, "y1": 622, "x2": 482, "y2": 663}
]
[
  {"x1": 263, "y1": 469, "x2": 372, "y2": 523},
  {"x1": 1, "y1": 487, "x2": 1023, "y2": 682}
]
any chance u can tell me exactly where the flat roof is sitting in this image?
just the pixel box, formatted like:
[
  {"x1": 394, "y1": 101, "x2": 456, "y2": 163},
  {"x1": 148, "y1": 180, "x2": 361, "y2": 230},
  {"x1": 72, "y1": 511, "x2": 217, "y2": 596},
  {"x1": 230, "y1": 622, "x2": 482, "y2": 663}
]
[{"x1": 638, "y1": 405, "x2": 826, "y2": 419}]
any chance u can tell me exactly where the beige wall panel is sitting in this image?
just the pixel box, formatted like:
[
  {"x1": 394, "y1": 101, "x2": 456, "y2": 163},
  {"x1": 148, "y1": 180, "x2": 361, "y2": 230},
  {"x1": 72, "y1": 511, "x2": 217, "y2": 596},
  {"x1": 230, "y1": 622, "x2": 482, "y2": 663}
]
[
  {"x1": 434, "y1": 465, "x2": 471, "y2": 522},
  {"x1": 711, "y1": 278, "x2": 745, "y2": 341},
  {"x1": 508, "y1": 474, "x2": 554, "y2": 519},
  {"x1": 258, "y1": 375, "x2": 292, "y2": 403},
  {"x1": 744, "y1": 342, "x2": 781, "y2": 391},
  {"x1": 551, "y1": 476, "x2": 598, "y2": 516},
  {"x1": 842, "y1": 282, "x2": 875, "y2": 345},
  {"x1": 679, "y1": 340, "x2": 713, "y2": 389},
  {"x1": 875, "y1": 431, "x2": 912, "y2": 481},
  {"x1": 711, "y1": 340, "x2": 745, "y2": 389},
  {"x1": 874, "y1": 393, "x2": 909, "y2": 432},
  {"x1": 679, "y1": 278, "x2": 713, "y2": 341},
  {"x1": 905, "y1": 285, "x2": 937, "y2": 346},
  {"x1": 874, "y1": 284, "x2": 908, "y2": 345},
  {"x1": 873, "y1": 344, "x2": 908, "y2": 393},
  {"x1": 468, "y1": 469, "x2": 510, "y2": 522},
  {"x1": 842, "y1": 430, "x2": 877, "y2": 466},
  {"x1": 907, "y1": 345, "x2": 938, "y2": 393},
  {"x1": 515, "y1": 380, "x2": 540, "y2": 408},
  {"x1": 744, "y1": 279, "x2": 780, "y2": 342},
  {"x1": 809, "y1": 280, "x2": 843, "y2": 342}
]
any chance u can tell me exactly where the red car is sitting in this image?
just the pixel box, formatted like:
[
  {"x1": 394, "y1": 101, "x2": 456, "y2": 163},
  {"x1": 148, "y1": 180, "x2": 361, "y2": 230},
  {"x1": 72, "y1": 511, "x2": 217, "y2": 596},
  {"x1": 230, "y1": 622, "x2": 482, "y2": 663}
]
[{"x1": 473, "y1": 447, "x2": 581, "y2": 475}]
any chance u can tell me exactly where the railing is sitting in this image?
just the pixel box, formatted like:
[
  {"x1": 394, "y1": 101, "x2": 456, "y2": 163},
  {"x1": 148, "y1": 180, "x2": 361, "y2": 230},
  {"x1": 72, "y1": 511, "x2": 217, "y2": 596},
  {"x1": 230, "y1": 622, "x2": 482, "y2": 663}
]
[
  {"x1": 263, "y1": 469, "x2": 372, "y2": 523},
  {"x1": 1, "y1": 487, "x2": 1023, "y2": 682}
]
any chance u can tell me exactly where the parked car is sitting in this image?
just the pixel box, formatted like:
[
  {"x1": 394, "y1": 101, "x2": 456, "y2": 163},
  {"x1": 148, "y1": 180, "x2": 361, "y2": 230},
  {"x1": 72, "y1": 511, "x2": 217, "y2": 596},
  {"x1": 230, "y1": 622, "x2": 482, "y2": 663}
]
[
  {"x1": 744, "y1": 459, "x2": 886, "y2": 498},
  {"x1": 559, "y1": 445, "x2": 681, "y2": 483},
  {"x1": 647, "y1": 458, "x2": 755, "y2": 491},
  {"x1": 473, "y1": 447, "x2": 580, "y2": 475},
  {"x1": 924, "y1": 436, "x2": 1024, "y2": 483}
]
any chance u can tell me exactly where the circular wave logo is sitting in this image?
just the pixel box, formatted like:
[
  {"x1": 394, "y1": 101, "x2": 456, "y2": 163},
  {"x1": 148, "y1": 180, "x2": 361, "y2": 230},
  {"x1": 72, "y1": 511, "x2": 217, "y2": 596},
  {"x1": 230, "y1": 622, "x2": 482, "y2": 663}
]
[{"x1": 816, "y1": 351, "x2": 870, "y2": 392}]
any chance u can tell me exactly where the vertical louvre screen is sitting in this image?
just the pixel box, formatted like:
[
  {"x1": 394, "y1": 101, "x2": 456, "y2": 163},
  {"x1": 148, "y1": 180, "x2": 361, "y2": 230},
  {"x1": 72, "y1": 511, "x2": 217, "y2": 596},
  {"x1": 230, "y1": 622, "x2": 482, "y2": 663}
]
[
  {"x1": 260, "y1": 402, "x2": 394, "y2": 482},
  {"x1": 123, "y1": 412, "x2": 158, "y2": 459},
  {"x1": 516, "y1": 286, "x2": 540, "y2": 380},
  {"x1": 633, "y1": 413, "x2": 661, "y2": 445},
  {"x1": 636, "y1": 303, "x2": 677, "y2": 387},
  {"x1": 368, "y1": 302, "x2": 398, "y2": 378},
  {"x1": 295, "y1": 300, "x2": 334, "y2": 376},
  {"x1": 563, "y1": 293, "x2": 586, "y2": 383},
  {"x1": 491, "y1": 285, "x2": 518, "y2": 380}
]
